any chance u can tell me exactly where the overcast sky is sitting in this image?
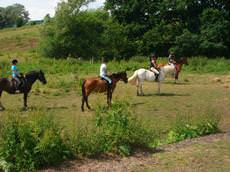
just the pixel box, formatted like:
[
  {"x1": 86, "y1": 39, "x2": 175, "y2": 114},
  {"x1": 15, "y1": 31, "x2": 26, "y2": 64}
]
[{"x1": 0, "y1": 0, "x2": 105, "y2": 20}]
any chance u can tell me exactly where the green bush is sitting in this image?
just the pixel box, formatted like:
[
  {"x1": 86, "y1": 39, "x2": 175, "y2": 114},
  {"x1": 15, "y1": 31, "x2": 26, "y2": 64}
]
[
  {"x1": 0, "y1": 113, "x2": 72, "y2": 171},
  {"x1": 167, "y1": 113, "x2": 220, "y2": 144},
  {"x1": 71, "y1": 101, "x2": 154, "y2": 157}
]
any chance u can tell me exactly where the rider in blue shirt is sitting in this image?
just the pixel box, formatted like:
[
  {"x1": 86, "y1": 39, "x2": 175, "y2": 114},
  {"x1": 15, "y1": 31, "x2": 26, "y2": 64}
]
[{"x1": 11, "y1": 59, "x2": 21, "y2": 90}]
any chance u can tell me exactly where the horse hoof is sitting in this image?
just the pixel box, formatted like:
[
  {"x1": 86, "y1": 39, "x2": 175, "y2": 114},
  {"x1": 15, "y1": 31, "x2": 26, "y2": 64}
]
[{"x1": 21, "y1": 107, "x2": 28, "y2": 111}]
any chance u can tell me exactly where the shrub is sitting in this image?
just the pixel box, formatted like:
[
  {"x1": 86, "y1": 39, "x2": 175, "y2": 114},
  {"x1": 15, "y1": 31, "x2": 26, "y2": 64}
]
[
  {"x1": 72, "y1": 101, "x2": 154, "y2": 157},
  {"x1": 0, "y1": 113, "x2": 72, "y2": 171},
  {"x1": 167, "y1": 113, "x2": 220, "y2": 144}
]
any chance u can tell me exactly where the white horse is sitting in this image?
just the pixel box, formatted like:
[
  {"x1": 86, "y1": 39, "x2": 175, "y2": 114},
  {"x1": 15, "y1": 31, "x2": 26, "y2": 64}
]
[{"x1": 128, "y1": 65, "x2": 176, "y2": 96}]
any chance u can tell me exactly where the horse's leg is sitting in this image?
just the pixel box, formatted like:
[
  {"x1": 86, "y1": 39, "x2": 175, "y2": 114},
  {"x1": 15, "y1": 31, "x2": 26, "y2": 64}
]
[
  {"x1": 81, "y1": 95, "x2": 85, "y2": 112},
  {"x1": 23, "y1": 92, "x2": 28, "y2": 110},
  {"x1": 136, "y1": 88, "x2": 139, "y2": 96},
  {"x1": 86, "y1": 96, "x2": 91, "y2": 110},
  {"x1": 136, "y1": 84, "x2": 140, "y2": 96},
  {"x1": 174, "y1": 71, "x2": 179, "y2": 83},
  {"x1": 109, "y1": 89, "x2": 112, "y2": 107},
  {"x1": 157, "y1": 81, "x2": 161, "y2": 95},
  {"x1": 107, "y1": 88, "x2": 110, "y2": 107},
  {"x1": 140, "y1": 83, "x2": 144, "y2": 96},
  {"x1": 0, "y1": 90, "x2": 5, "y2": 111},
  {"x1": 136, "y1": 78, "x2": 140, "y2": 96}
]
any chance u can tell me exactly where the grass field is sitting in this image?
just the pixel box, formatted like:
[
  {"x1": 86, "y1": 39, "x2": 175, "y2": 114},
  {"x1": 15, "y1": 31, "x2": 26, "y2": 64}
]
[{"x1": 0, "y1": 25, "x2": 230, "y2": 171}]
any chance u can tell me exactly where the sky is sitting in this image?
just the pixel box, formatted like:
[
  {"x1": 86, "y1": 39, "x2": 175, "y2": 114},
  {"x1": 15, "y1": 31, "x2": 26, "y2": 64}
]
[{"x1": 0, "y1": 0, "x2": 105, "y2": 20}]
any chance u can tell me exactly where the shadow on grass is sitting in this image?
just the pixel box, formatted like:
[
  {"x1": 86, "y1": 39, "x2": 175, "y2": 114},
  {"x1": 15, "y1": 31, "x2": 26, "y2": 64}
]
[
  {"x1": 27, "y1": 105, "x2": 69, "y2": 111},
  {"x1": 163, "y1": 81, "x2": 190, "y2": 85},
  {"x1": 141, "y1": 92, "x2": 190, "y2": 97},
  {"x1": 46, "y1": 106, "x2": 69, "y2": 110},
  {"x1": 131, "y1": 102, "x2": 145, "y2": 107}
]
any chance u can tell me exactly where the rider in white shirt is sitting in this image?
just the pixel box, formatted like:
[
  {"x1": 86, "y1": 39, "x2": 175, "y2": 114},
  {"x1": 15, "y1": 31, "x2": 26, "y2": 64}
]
[
  {"x1": 168, "y1": 52, "x2": 176, "y2": 66},
  {"x1": 100, "y1": 57, "x2": 112, "y2": 85}
]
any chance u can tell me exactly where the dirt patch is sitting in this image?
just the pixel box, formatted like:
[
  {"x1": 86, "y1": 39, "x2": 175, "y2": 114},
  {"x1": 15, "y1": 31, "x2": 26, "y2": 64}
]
[{"x1": 40, "y1": 133, "x2": 229, "y2": 172}]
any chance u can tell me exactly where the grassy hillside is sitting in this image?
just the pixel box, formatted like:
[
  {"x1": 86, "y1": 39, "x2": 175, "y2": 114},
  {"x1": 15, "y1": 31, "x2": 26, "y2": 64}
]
[{"x1": 0, "y1": 25, "x2": 40, "y2": 53}]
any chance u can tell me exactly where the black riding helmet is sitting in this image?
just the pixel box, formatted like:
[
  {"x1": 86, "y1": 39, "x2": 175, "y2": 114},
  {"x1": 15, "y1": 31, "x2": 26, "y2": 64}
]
[{"x1": 12, "y1": 59, "x2": 18, "y2": 64}]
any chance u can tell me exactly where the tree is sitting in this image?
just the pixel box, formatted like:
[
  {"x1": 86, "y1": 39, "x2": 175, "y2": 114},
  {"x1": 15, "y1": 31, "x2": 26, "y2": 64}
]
[
  {"x1": 199, "y1": 8, "x2": 230, "y2": 57},
  {"x1": 39, "y1": 0, "x2": 110, "y2": 59},
  {"x1": 0, "y1": 7, "x2": 6, "y2": 28},
  {"x1": 105, "y1": 0, "x2": 230, "y2": 57},
  {"x1": 0, "y1": 3, "x2": 29, "y2": 28}
]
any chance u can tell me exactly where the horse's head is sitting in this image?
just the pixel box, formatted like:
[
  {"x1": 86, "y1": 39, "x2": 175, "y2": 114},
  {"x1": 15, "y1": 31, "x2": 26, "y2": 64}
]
[
  {"x1": 112, "y1": 71, "x2": 128, "y2": 83},
  {"x1": 120, "y1": 71, "x2": 128, "y2": 83},
  {"x1": 180, "y1": 57, "x2": 188, "y2": 65},
  {"x1": 38, "y1": 70, "x2": 47, "y2": 84}
]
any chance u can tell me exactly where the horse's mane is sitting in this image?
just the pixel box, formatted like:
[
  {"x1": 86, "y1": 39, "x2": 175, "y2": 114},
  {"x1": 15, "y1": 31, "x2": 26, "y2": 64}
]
[
  {"x1": 25, "y1": 70, "x2": 42, "y2": 77},
  {"x1": 109, "y1": 71, "x2": 125, "y2": 78}
]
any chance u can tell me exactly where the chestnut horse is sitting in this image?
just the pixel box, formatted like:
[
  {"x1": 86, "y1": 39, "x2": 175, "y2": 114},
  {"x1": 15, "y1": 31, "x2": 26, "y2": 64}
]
[
  {"x1": 158, "y1": 57, "x2": 188, "y2": 82},
  {"x1": 0, "y1": 70, "x2": 47, "y2": 111},
  {"x1": 81, "y1": 71, "x2": 128, "y2": 112}
]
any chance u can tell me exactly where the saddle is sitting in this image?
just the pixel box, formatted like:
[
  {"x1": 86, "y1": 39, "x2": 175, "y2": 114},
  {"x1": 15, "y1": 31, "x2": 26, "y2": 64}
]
[
  {"x1": 11, "y1": 76, "x2": 26, "y2": 91},
  {"x1": 99, "y1": 76, "x2": 113, "y2": 89}
]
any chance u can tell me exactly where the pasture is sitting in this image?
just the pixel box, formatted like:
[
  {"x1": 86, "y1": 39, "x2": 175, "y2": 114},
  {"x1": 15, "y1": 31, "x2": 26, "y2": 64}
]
[
  {"x1": 0, "y1": 26, "x2": 230, "y2": 171},
  {"x1": 0, "y1": 59, "x2": 229, "y2": 132}
]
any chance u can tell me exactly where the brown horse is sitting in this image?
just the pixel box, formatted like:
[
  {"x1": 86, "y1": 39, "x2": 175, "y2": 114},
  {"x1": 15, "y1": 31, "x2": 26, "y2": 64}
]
[
  {"x1": 158, "y1": 57, "x2": 188, "y2": 82},
  {"x1": 81, "y1": 71, "x2": 128, "y2": 112},
  {"x1": 0, "y1": 70, "x2": 47, "y2": 111}
]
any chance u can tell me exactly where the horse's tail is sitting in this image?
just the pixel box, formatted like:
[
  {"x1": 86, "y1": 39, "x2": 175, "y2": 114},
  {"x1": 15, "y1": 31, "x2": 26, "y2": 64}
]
[
  {"x1": 82, "y1": 79, "x2": 86, "y2": 98},
  {"x1": 128, "y1": 70, "x2": 138, "y2": 85}
]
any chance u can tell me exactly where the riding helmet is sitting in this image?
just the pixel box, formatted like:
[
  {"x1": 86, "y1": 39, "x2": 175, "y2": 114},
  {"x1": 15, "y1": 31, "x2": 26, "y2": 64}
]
[{"x1": 12, "y1": 59, "x2": 18, "y2": 64}]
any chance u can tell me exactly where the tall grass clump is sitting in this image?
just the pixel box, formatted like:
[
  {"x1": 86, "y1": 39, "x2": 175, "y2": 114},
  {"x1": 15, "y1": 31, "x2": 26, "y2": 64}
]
[
  {"x1": 185, "y1": 57, "x2": 230, "y2": 74},
  {"x1": 167, "y1": 113, "x2": 221, "y2": 144},
  {"x1": 71, "y1": 101, "x2": 155, "y2": 157},
  {"x1": 0, "y1": 113, "x2": 72, "y2": 171}
]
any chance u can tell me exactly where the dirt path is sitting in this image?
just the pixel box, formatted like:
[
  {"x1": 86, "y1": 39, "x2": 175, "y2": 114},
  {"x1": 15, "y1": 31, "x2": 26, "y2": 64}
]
[{"x1": 41, "y1": 132, "x2": 230, "y2": 172}]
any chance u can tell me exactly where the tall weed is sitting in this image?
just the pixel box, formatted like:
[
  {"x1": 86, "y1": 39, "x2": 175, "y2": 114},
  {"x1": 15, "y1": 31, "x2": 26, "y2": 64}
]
[
  {"x1": 0, "y1": 113, "x2": 72, "y2": 171},
  {"x1": 71, "y1": 101, "x2": 154, "y2": 157}
]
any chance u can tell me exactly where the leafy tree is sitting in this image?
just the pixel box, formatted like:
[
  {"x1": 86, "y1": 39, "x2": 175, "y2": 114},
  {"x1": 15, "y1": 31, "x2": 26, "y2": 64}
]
[
  {"x1": 105, "y1": 0, "x2": 230, "y2": 58},
  {"x1": 39, "y1": 0, "x2": 230, "y2": 58},
  {"x1": 0, "y1": 3, "x2": 29, "y2": 28},
  {"x1": 39, "y1": 0, "x2": 109, "y2": 59},
  {"x1": 199, "y1": 8, "x2": 230, "y2": 56},
  {"x1": 0, "y1": 7, "x2": 6, "y2": 29},
  {"x1": 172, "y1": 30, "x2": 200, "y2": 57}
]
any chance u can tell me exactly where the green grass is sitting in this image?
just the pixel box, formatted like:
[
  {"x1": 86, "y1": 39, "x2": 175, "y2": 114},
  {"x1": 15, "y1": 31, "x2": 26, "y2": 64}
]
[{"x1": 144, "y1": 135, "x2": 230, "y2": 172}]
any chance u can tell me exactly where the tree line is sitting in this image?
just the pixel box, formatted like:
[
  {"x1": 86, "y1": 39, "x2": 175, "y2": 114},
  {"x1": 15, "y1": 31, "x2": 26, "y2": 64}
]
[
  {"x1": 39, "y1": 0, "x2": 230, "y2": 59},
  {"x1": 0, "y1": 3, "x2": 29, "y2": 28}
]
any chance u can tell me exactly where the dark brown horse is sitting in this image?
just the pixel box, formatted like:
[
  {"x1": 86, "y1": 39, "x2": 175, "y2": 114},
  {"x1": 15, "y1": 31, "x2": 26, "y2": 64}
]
[
  {"x1": 0, "y1": 70, "x2": 47, "y2": 111},
  {"x1": 158, "y1": 57, "x2": 188, "y2": 82},
  {"x1": 81, "y1": 71, "x2": 128, "y2": 112}
]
